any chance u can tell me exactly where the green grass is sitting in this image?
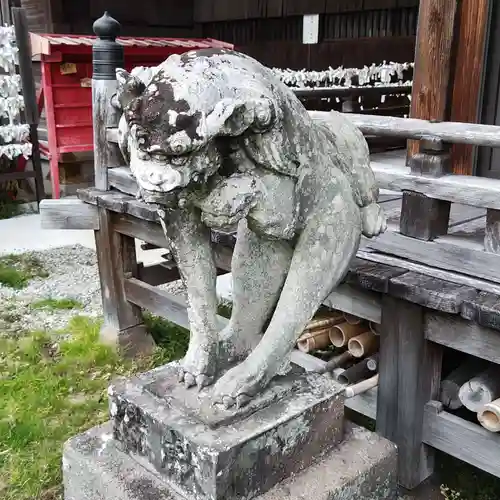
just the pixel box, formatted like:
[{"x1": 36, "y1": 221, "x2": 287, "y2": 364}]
[
  {"x1": 31, "y1": 298, "x2": 83, "y2": 311},
  {"x1": 0, "y1": 314, "x2": 188, "y2": 500},
  {"x1": 0, "y1": 254, "x2": 49, "y2": 289}
]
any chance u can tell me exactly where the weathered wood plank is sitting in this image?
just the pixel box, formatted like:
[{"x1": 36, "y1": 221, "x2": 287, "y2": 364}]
[
  {"x1": 95, "y1": 211, "x2": 154, "y2": 355},
  {"x1": 136, "y1": 262, "x2": 181, "y2": 286},
  {"x1": 407, "y1": 0, "x2": 459, "y2": 158},
  {"x1": 323, "y1": 283, "x2": 382, "y2": 324},
  {"x1": 345, "y1": 387, "x2": 378, "y2": 421},
  {"x1": 388, "y1": 272, "x2": 477, "y2": 314},
  {"x1": 313, "y1": 112, "x2": 500, "y2": 148},
  {"x1": 400, "y1": 191, "x2": 450, "y2": 241},
  {"x1": 346, "y1": 258, "x2": 407, "y2": 294},
  {"x1": 376, "y1": 296, "x2": 401, "y2": 443},
  {"x1": 382, "y1": 297, "x2": 442, "y2": 489},
  {"x1": 124, "y1": 277, "x2": 231, "y2": 331},
  {"x1": 39, "y1": 199, "x2": 99, "y2": 230},
  {"x1": 485, "y1": 209, "x2": 500, "y2": 253},
  {"x1": 423, "y1": 401, "x2": 500, "y2": 479},
  {"x1": 425, "y1": 312, "x2": 500, "y2": 363},
  {"x1": 108, "y1": 166, "x2": 138, "y2": 196},
  {"x1": 367, "y1": 231, "x2": 500, "y2": 283},
  {"x1": 461, "y1": 291, "x2": 500, "y2": 330},
  {"x1": 450, "y1": 0, "x2": 491, "y2": 175},
  {"x1": 371, "y1": 162, "x2": 500, "y2": 210},
  {"x1": 358, "y1": 250, "x2": 500, "y2": 295}
]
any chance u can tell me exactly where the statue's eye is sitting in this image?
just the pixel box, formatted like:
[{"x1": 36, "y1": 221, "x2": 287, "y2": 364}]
[{"x1": 151, "y1": 152, "x2": 167, "y2": 162}]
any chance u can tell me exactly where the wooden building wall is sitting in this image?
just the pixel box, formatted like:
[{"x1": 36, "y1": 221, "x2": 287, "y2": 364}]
[{"x1": 196, "y1": 0, "x2": 418, "y2": 69}]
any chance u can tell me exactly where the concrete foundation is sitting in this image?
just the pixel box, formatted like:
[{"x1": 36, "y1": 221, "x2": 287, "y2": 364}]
[{"x1": 63, "y1": 422, "x2": 398, "y2": 500}]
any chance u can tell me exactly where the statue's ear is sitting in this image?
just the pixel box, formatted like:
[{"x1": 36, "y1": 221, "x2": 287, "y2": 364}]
[
  {"x1": 115, "y1": 68, "x2": 146, "y2": 110},
  {"x1": 202, "y1": 97, "x2": 276, "y2": 138}
]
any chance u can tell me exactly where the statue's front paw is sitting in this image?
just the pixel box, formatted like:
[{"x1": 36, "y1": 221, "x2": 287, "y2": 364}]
[
  {"x1": 179, "y1": 342, "x2": 218, "y2": 390},
  {"x1": 212, "y1": 359, "x2": 269, "y2": 409},
  {"x1": 361, "y1": 203, "x2": 387, "y2": 238}
]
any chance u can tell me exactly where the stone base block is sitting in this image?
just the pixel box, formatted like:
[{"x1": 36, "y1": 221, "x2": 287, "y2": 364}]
[
  {"x1": 108, "y1": 362, "x2": 345, "y2": 500},
  {"x1": 63, "y1": 422, "x2": 398, "y2": 500}
]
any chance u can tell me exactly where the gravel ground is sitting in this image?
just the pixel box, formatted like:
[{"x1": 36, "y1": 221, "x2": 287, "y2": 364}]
[{"x1": 0, "y1": 244, "x2": 186, "y2": 337}]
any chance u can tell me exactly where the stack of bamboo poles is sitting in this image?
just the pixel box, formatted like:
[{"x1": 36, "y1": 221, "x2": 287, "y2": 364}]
[
  {"x1": 439, "y1": 359, "x2": 500, "y2": 433},
  {"x1": 296, "y1": 310, "x2": 380, "y2": 398}
]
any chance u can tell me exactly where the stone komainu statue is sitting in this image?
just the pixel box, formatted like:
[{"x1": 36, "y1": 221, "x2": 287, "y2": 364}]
[{"x1": 115, "y1": 49, "x2": 386, "y2": 408}]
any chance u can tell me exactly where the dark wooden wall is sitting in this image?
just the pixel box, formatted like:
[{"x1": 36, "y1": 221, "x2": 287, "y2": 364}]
[{"x1": 196, "y1": 0, "x2": 418, "y2": 69}]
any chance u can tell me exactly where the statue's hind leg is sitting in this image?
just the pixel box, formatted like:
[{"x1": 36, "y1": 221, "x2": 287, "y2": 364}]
[
  {"x1": 220, "y1": 220, "x2": 294, "y2": 362},
  {"x1": 213, "y1": 193, "x2": 361, "y2": 408}
]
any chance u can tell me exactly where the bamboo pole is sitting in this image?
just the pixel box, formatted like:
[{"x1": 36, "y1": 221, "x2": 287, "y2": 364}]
[
  {"x1": 478, "y1": 398, "x2": 500, "y2": 433},
  {"x1": 343, "y1": 313, "x2": 363, "y2": 325},
  {"x1": 366, "y1": 354, "x2": 379, "y2": 372},
  {"x1": 297, "y1": 327, "x2": 332, "y2": 353},
  {"x1": 348, "y1": 331, "x2": 380, "y2": 358},
  {"x1": 329, "y1": 322, "x2": 367, "y2": 347},
  {"x1": 369, "y1": 322, "x2": 380, "y2": 335},
  {"x1": 337, "y1": 358, "x2": 374, "y2": 385},
  {"x1": 345, "y1": 374, "x2": 379, "y2": 398},
  {"x1": 439, "y1": 358, "x2": 488, "y2": 410},
  {"x1": 320, "y1": 350, "x2": 354, "y2": 373},
  {"x1": 458, "y1": 366, "x2": 500, "y2": 412},
  {"x1": 304, "y1": 312, "x2": 344, "y2": 332}
]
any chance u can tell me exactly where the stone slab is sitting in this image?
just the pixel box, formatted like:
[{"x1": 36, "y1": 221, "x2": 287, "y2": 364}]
[
  {"x1": 63, "y1": 422, "x2": 399, "y2": 500},
  {"x1": 108, "y1": 361, "x2": 346, "y2": 500}
]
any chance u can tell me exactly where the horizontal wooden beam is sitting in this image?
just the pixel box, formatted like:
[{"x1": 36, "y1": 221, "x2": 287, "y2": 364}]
[
  {"x1": 371, "y1": 162, "x2": 500, "y2": 210},
  {"x1": 39, "y1": 199, "x2": 99, "y2": 230},
  {"x1": 108, "y1": 166, "x2": 137, "y2": 196},
  {"x1": 312, "y1": 111, "x2": 500, "y2": 147},
  {"x1": 423, "y1": 401, "x2": 500, "y2": 478},
  {"x1": 136, "y1": 262, "x2": 180, "y2": 286},
  {"x1": 358, "y1": 250, "x2": 500, "y2": 296},
  {"x1": 367, "y1": 231, "x2": 500, "y2": 284},
  {"x1": 425, "y1": 313, "x2": 500, "y2": 364},
  {"x1": 323, "y1": 283, "x2": 382, "y2": 323}
]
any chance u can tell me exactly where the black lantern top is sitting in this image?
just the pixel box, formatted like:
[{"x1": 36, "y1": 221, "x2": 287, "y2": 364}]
[{"x1": 93, "y1": 11, "x2": 121, "y2": 41}]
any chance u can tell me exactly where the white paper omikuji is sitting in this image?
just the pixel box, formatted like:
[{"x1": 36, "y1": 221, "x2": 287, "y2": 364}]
[
  {"x1": 272, "y1": 61, "x2": 414, "y2": 89},
  {"x1": 0, "y1": 124, "x2": 29, "y2": 143},
  {"x1": 0, "y1": 24, "x2": 31, "y2": 159},
  {"x1": 0, "y1": 142, "x2": 32, "y2": 159}
]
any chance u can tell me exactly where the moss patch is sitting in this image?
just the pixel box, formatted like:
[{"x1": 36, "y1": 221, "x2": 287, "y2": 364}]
[
  {"x1": 0, "y1": 254, "x2": 48, "y2": 289},
  {"x1": 31, "y1": 298, "x2": 83, "y2": 311}
]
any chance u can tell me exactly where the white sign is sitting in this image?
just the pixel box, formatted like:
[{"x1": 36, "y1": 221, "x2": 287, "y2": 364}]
[{"x1": 303, "y1": 14, "x2": 319, "y2": 45}]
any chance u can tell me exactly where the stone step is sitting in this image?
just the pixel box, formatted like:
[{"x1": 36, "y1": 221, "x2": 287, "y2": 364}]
[
  {"x1": 107, "y1": 361, "x2": 346, "y2": 500},
  {"x1": 63, "y1": 421, "x2": 398, "y2": 500}
]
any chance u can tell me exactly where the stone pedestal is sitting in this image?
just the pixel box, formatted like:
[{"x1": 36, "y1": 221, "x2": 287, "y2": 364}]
[
  {"x1": 108, "y1": 362, "x2": 345, "y2": 500},
  {"x1": 63, "y1": 361, "x2": 399, "y2": 500}
]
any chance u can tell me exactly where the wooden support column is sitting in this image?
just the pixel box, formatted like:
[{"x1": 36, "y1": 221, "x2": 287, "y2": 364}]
[
  {"x1": 407, "y1": 0, "x2": 459, "y2": 160},
  {"x1": 450, "y1": 0, "x2": 491, "y2": 175},
  {"x1": 376, "y1": 295, "x2": 443, "y2": 489},
  {"x1": 400, "y1": 136, "x2": 451, "y2": 241},
  {"x1": 92, "y1": 12, "x2": 154, "y2": 356}
]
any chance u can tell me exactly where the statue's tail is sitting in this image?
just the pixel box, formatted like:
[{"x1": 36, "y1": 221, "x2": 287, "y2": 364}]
[{"x1": 310, "y1": 110, "x2": 387, "y2": 238}]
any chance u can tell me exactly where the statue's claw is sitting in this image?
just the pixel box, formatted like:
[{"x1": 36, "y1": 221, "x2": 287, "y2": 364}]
[
  {"x1": 184, "y1": 373, "x2": 196, "y2": 388},
  {"x1": 212, "y1": 358, "x2": 268, "y2": 409},
  {"x1": 223, "y1": 396, "x2": 235, "y2": 409},
  {"x1": 236, "y1": 394, "x2": 251, "y2": 409},
  {"x1": 196, "y1": 374, "x2": 212, "y2": 389}
]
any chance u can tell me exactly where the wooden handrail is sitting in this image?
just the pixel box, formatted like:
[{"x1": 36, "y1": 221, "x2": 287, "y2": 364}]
[
  {"x1": 293, "y1": 85, "x2": 412, "y2": 99},
  {"x1": 311, "y1": 112, "x2": 500, "y2": 147}
]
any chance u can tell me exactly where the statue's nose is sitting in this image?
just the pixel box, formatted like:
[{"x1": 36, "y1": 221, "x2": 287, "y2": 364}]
[{"x1": 147, "y1": 171, "x2": 164, "y2": 185}]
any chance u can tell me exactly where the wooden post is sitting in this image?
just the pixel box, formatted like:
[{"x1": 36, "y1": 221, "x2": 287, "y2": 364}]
[
  {"x1": 450, "y1": 0, "x2": 491, "y2": 175},
  {"x1": 400, "y1": 136, "x2": 452, "y2": 241},
  {"x1": 376, "y1": 296, "x2": 443, "y2": 489},
  {"x1": 92, "y1": 12, "x2": 155, "y2": 356},
  {"x1": 407, "y1": 0, "x2": 459, "y2": 160},
  {"x1": 12, "y1": 6, "x2": 46, "y2": 205}
]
